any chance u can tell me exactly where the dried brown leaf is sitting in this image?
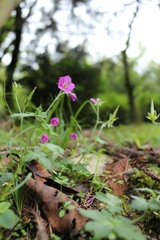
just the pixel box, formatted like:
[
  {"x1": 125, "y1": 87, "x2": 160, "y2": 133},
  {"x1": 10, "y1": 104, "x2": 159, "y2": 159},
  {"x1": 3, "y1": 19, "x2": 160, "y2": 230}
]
[
  {"x1": 103, "y1": 158, "x2": 132, "y2": 196},
  {"x1": 26, "y1": 178, "x2": 87, "y2": 235},
  {"x1": 27, "y1": 160, "x2": 50, "y2": 178}
]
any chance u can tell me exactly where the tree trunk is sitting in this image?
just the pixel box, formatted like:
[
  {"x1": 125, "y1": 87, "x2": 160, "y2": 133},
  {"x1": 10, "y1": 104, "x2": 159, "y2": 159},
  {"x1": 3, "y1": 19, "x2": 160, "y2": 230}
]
[
  {"x1": 122, "y1": 50, "x2": 135, "y2": 121},
  {"x1": 5, "y1": 4, "x2": 23, "y2": 109}
]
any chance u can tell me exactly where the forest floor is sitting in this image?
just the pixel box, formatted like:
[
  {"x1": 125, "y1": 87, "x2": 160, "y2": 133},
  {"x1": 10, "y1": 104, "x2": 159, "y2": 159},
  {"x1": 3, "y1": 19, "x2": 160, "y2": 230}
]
[{"x1": 0, "y1": 123, "x2": 160, "y2": 240}]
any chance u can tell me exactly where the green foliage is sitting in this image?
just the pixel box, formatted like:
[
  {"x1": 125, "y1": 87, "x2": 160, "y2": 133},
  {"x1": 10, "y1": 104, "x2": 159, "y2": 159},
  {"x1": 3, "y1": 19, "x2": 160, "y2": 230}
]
[
  {"x1": 106, "y1": 123, "x2": 160, "y2": 147},
  {"x1": 131, "y1": 196, "x2": 148, "y2": 211},
  {"x1": 40, "y1": 143, "x2": 64, "y2": 157},
  {"x1": 1, "y1": 2, "x2": 160, "y2": 239},
  {"x1": 0, "y1": 202, "x2": 19, "y2": 229},
  {"x1": 130, "y1": 168, "x2": 160, "y2": 190},
  {"x1": 59, "y1": 201, "x2": 75, "y2": 218},
  {"x1": 22, "y1": 149, "x2": 52, "y2": 170},
  {"x1": 96, "y1": 192, "x2": 123, "y2": 214},
  {"x1": 107, "y1": 106, "x2": 119, "y2": 128},
  {"x1": 1, "y1": 72, "x2": 160, "y2": 239},
  {"x1": 0, "y1": 173, "x2": 13, "y2": 186},
  {"x1": 131, "y1": 188, "x2": 160, "y2": 212},
  {"x1": 80, "y1": 192, "x2": 146, "y2": 240},
  {"x1": 146, "y1": 100, "x2": 160, "y2": 123}
]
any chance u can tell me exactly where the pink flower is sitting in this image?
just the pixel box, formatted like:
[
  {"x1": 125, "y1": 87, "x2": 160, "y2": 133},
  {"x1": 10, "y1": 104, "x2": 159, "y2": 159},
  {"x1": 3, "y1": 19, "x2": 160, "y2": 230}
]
[
  {"x1": 70, "y1": 93, "x2": 77, "y2": 101},
  {"x1": 87, "y1": 196, "x2": 95, "y2": 204},
  {"x1": 40, "y1": 134, "x2": 49, "y2": 143},
  {"x1": 90, "y1": 98, "x2": 101, "y2": 103},
  {"x1": 50, "y1": 117, "x2": 59, "y2": 126},
  {"x1": 58, "y1": 75, "x2": 75, "y2": 93},
  {"x1": 70, "y1": 133, "x2": 77, "y2": 140},
  {"x1": 90, "y1": 98, "x2": 97, "y2": 103}
]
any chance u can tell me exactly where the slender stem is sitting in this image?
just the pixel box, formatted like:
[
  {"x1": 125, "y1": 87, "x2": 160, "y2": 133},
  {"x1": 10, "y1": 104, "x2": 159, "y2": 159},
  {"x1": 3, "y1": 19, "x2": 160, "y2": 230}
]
[
  {"x1": 132, "y1": 210, "x2": 149, "y2": 224},
  {"x1": 46, "y1": 91, "x2": 65, "y2": 118},
  {"x1": 97, "y1": 104, "x2": 100, "y2": 122},
  {"x1": 97, "y1": 122, "x2": 107, "y2": 138},
  {"x1": 91, "y1": 104, "x2": 100, "y2": 137},
  {"x1": 93, "y1": 156, "x2": 100, "y2": 180},
  {"x1": 15, "y1": 91, "x2": 23, "y2": 155},
  {"x1": 153, "y1": 121, "x2": 160, "y2": 125},
  {"x1": 74, "y1": 100, "x2": 89, "y2": 119},
  {"x1": 15, "y1": 92, "x2": 21, "y2": 114},
  {"x1": 24, "y1": 121, "x2": 39, "y2": 151}
]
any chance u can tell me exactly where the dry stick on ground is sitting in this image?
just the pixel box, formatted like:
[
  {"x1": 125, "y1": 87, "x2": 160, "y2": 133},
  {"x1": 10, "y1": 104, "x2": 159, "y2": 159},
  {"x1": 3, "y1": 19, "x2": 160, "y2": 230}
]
[
  {"x1": 104, "y1": 142, "x2": 160, "y2": 163},
  {"x1": 131, "y1": 158, "x2": 160, "y2": 183},
  {"x1": 103, "y1": 143, "x2": 160, "y2": 183}
]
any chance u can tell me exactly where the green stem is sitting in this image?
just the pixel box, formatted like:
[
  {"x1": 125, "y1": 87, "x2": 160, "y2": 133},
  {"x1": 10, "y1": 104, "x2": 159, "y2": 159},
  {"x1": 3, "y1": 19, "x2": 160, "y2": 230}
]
[
  {"x1": 46, "y1": 92, "x2": 64, "y2": 113},
  {"x1": 132, "y1": 210, "x2": 149, "y2": 224},
  {"x1": 74, "y1": 100, "x2": 89, "y2": 119},
  {"x1": 153, "y1": 121, "x2": 160, "y2": 125},
  {"x1": 97, "y1": 122, "x2": 107, "y2": 138},
  {"x1": 24, "y1": 121, "x2": 39, "y2": 151},
  {"x1": 91, "y1": 104, "x2": 100, "y2": 137},
  {"x1": 15, "y1": 92, "x2": 21, "y2": 113},
  {"x1": 15, "y1": 91, "x2": 23, "y2": 155}
]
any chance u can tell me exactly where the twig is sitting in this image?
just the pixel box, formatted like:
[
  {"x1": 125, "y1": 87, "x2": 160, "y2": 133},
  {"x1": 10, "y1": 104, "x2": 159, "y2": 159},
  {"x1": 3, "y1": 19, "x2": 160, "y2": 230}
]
[{"x1": 131, "y1": 159, "x2": 160, "y2": 183}]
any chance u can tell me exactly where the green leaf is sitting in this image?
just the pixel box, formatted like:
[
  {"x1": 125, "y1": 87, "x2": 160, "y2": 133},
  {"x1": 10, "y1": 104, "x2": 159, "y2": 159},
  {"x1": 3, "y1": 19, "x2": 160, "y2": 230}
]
[
  {"x1": 80, "y1": 209, "x2": 103, "y2": 221},
  {"x1": 96, "y1": 192, "x2": 123, "y2": 214},
  {"x1": 22, "y1": 150, "x2": 37, "y2": 162},
  {"x1": 135, "y1": 188, "x2": 154, "y2": 194},
  {"x1": 93, "y1": 136, "x2": 106, "y2": 145},
  {"x1": 10, "y1": 113, "x2": 35, "y2": 118},
  {"x1": 115, "y1": 216, "x2": 146, "y2": 240},
  {"x1": 0, "y1": 209, "x2": 19, "y2": 229},
  {"x1": 9, "y1": 172, "x2": 32, "y2": 194},
  {"x1": 34, "y1": 149, "x2": 52, "y2": 170},
  {"x1": 107, "y1": 106, "x2": 119, "y2": 128},
  {"x1": 23, "y1": 149, "x2": 52, "y2": 170},
  {"x1": 130, "y1": 196, "x2": 148, "y2": 211},
  {"x1": 0, "y1": 173, "x2": 13, "y2": 186},
  {"x1": 146, "y1": 100, "x2": 160, "y2": 122},
  {"x1": 24, "y1": 87, "x2": 36, "y2": 107},
  {"x1": 59, "y1": 209, "x2": 65, "y2": 218},
  {"x1": 66, "y1": 205, "x2": 76, "y2": 210},
  {"x1": 64, "y1": 201, "x2": 71, "y2": 207},
  {"x1": 36, "y1": 111, "x2": 47, "y2": 119},
  {"x1": 80, "y1": 208, "x2": 112, "y2": 222},
  {"x1": 148, "y1": 199, "x2": 160, "y2": 210},
  {"x1": 40, "y1": 143, "x2": 64, "y2": 157},
  {"x1": 135, "y1": 188, "x2": 160, "y2": 197},
  {"x1": 85, "y1": 221, "x2": 112, "y2": 239},
  {"x1": 0, "y1": 202, "x2": 11, "y2": 213}
]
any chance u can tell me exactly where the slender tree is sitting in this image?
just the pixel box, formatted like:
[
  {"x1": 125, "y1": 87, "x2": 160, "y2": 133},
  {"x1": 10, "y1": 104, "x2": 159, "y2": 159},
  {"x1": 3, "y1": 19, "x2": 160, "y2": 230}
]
[
  {"x1": 121, "y1": 1, "x2": 140, "y2": 121},
  {"x1": 5, "y1": 0, "x2": 37, "y2": 109},
  {"x1": 5, "y1": 4, "x2": 23, "y2": 108}
]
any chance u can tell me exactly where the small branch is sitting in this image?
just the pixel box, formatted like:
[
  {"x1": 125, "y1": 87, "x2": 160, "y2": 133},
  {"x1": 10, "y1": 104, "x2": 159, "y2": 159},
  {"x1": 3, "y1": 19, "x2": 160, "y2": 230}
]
[{"x1": 131, "y1": 159, "x2": 160, "y2": 183}]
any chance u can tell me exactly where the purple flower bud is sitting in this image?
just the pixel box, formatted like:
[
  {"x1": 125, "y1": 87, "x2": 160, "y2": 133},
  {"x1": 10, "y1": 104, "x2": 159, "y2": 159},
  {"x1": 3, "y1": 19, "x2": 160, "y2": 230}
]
[
  {"x1": 50, "y1": 117, "x2": 59, "y2": 126},
  {"x1": 70, "y1": 133, "x2": 77, "y2": 140},
  {"x1": 40, "y1": 134, "x2": 49, "y2": 143},
  {"x1": 70, "y1": 93, "x2": 77, "y2": 101}
]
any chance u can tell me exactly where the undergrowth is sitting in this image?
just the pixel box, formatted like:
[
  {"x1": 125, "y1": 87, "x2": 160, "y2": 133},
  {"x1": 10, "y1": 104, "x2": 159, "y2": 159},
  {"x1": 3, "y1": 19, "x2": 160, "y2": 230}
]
[{"x1": 0, "y1": 78, "x2": 160, "y2": 240}]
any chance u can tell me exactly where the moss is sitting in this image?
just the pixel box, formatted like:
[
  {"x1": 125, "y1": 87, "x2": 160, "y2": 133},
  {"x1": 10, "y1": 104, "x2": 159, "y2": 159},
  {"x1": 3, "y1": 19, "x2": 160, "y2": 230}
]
[{"x1": 129, "y1": 168, "x2": 160, "y2": 190}]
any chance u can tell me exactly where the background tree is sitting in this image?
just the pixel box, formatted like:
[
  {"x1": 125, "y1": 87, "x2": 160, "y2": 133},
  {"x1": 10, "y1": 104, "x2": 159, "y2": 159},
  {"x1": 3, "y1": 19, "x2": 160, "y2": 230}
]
[
  {"x1": 0, "y1": 0, "x2": 160, "y2": 124},
  {"x1": 0, "y1": 0, "x2": 20, "y2": 28},
  {"x1": 3, "y1": 1, "x2": 37, "y2": 108}
]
